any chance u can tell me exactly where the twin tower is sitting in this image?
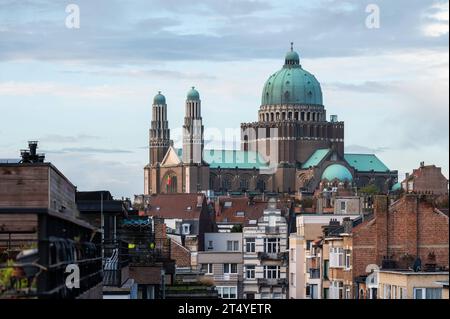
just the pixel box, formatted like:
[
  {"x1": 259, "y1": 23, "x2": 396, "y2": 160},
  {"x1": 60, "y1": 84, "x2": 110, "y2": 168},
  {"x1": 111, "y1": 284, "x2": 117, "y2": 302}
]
[
  {"x1": 145, "y1": 87, "x2": 209, "y2": 194},
  {"x1": 149, "y1": 87, "x2": 205, "y2": 166}
]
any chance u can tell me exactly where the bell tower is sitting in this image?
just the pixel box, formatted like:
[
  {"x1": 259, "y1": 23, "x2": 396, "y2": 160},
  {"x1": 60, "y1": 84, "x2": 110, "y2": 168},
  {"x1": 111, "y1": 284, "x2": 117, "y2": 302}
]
[
  {"x1": 182, "y1": 86, "x2": 204, "y2": 164},
  {"x1": 149, "y1": 91, "x2": 171, "y2": 165}
]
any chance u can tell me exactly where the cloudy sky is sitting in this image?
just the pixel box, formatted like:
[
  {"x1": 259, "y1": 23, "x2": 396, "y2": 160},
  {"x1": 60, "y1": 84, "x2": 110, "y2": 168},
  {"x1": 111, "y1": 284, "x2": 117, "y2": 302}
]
[{"x1": 0, "y1": 0, "x2": 448, "y2": 198}]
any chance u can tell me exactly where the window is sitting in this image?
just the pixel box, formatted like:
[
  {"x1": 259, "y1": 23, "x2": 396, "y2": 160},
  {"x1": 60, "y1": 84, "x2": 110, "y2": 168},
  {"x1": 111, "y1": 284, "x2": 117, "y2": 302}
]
[
  {"x1": 235, "y1": 211, "x2": 245, "y2": 217},
  {"x1": 245, "y1": 265, "x2": 255, "y2": 279},
  {"x1": 400, "y1": 287, "x2": 407, "y2": 299},
  {"x1": 306, "y1": 240, "x2": 313, "y2": 251},
  {"x1": 290, "y1": 273, "x2": 295, "y2": 286},
  {"x1": 323, "y1": 288, "x2": 329, "y2": 299},
  {"x1": 384, "y1": 284, "x2": 391, "y2": 299},
  {"x1": 414, "y1": 288, "x2": 442, "y2": 299},
  {"x1": 264, "y1": 238, "x2": 280, "y2": 254},
  {"x1": 227, "y1": 240, "x2": 239, "y2": 251},
  {"x1": 290, "y1": 248, "x2": 295, "y2": 261},
  {"x1": 323, "y1": 260, "x2": 329, "y2": 280},
  {"x1": 340, "y1": 201, "x2": 346, "y2": 212},
  {"x1": 345, "y1": 250, "x2": 351, "y2": 270},
  {"x1": 182, "y1": 223, "x2": 191, "y2": 235},
  {"x1": 329, "y1": 281, "x2": 343, "y2": 299},
  {"x1": 207, "y1": 240, "x2": 213, "y2": 250},
  {"x1": 329, "y1": 247, "x2": 344, "y2": 268},
  {"x1": 202, "y1": 263, "x2": 213, "y2": 275},
  {"x1": 224, "y1": 263, "x2": 238, "y2": 274},
  {"x1": 264, "y1": 266, "x2": 280, "y2": 279},
  {"x1": 345, "y1": 287, "x2": 351, "y2": 299},
  {"x1": 216, "y1": 286, "x2": 237, "y2": 299},
  {"x1": 245, "y1": 238, "x2": 255, "y2": 253}
]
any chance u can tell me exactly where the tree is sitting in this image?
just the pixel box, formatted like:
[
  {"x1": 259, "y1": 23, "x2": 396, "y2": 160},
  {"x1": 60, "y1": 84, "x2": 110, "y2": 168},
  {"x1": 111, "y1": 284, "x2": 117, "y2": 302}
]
[
  {"x1": 359, "y1": 184, "x2": 379, "y2": 195},
  {"x1": 230, "y1": 224, "x2": 243, "y2": 233}
]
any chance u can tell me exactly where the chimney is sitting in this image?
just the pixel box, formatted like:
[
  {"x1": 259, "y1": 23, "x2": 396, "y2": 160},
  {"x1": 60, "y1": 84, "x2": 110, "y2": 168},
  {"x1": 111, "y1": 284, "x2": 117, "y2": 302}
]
[
  {"x1": 405, "y1": 173, "x2": 410, "y2": 179},
  {"x1": 154, "y1": 217, "x2": 167, "y2": 240},
  {"x1": 28, "y1": 141, "x2": 38, "y2": 157},
  {"x1": 374, "y1": 195, "x2": 389, "y2": 265},
  {"x1": 420, "y1": 161, "x2": 425, "y2": 168},
  {"x1": 197, "y1": 194, "x2": 203, "y2": 208},
  {"x1": 343, "y1": 217, "x2": 353, "y2": 234}
]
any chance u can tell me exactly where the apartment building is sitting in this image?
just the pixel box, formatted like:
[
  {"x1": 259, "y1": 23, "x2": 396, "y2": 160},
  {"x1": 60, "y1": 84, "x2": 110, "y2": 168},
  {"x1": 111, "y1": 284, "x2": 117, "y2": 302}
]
[
  {"x1": 289, "y1": 213, "x2": 360, "y2": 299},
  {"x1": 243, "y1": 198, "x2": 289, "y2": 299},
  {"x1": 198, "y1": 232, "x2": 244, "y2": 299}
]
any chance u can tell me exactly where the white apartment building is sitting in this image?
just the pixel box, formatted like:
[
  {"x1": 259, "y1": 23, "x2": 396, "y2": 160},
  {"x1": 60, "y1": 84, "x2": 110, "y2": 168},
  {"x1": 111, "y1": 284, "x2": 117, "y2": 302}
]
[
  {"x1": 198, "y1": 232, "x2": 244, "y2": 299},
  {"x1": 243, "y1": 199, "x2": 289, "y2": 299}
]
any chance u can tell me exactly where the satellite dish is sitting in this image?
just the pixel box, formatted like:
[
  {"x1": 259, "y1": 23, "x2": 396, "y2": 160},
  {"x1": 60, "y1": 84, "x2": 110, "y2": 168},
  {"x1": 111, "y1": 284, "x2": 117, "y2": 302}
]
[{"x1": 366, "y1": 264, "x2": 379, "y2": 273}]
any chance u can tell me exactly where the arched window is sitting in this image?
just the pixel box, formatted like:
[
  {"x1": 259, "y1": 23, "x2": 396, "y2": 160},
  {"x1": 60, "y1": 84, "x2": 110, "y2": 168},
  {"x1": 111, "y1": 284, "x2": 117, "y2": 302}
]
[
  {"x1": 164, "y1": 173, "x2": 177, "y2": 193},
  {"x1": 222, "y1": 174, "x2": 233, "y2": 192},
  {"x1": 239, "y1": 175, "x2": 250, "y2": 192},
  {"x1": 257, "y1": 178, "x2": 266, "y2": 192}
]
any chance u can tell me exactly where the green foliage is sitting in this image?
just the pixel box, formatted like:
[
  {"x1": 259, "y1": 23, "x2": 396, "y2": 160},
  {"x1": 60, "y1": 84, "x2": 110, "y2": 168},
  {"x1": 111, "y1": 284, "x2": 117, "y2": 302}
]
[
  {"x1": 359, "y1": 184, "x2": 379, "y2": 195},
  {"x1": 0, "y1": 260, "x2": 14, "y2": 292},
  {"x1": 299, "y1": 198, "x2": 314, "y2": 208},
  {"x1": 230, "y1": 224, "x2": 243, "y2": 233}
]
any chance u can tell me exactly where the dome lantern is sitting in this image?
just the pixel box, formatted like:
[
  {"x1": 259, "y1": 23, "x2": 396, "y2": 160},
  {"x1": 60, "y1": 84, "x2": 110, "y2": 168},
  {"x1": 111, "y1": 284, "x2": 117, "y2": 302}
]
[
  {"x1": 153, "y1": 91, "x2": 166, "y2": 105},
  {"x1": 284, "y1": 42, "x2": 300, "y2": 66},
  {"x1": 187, "y1": 86, "x2": 200, "y2": 101}
]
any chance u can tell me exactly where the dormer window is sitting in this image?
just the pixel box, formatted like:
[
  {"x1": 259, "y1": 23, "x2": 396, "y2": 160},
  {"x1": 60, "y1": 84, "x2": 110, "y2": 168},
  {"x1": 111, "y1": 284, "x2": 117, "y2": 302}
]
[
  {"x1": 235, "y1": 211, "x2": 245, "y2": 217},
  {"x1": 182, "y1": 223, "x2": 191, "y2": 235},
  {"x1": 186, "y1": 206, "x2": 192, "y2": 211}
]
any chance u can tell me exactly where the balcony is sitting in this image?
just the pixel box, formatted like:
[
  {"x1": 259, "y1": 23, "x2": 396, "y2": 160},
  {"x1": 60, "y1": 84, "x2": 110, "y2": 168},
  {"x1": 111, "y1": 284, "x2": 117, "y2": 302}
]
[
  {"x1": 213, "y1": 273, "x2": 240, "y2": 282},
  {"x1": 264, "y1": 226, "x2": 280, "y2": 235},
  {"x1": 257, "y1": 278, "x2": 288, "y2": 287},
  {"x1": 103, "y1": 240, "x2": 129, "y2": 287}
]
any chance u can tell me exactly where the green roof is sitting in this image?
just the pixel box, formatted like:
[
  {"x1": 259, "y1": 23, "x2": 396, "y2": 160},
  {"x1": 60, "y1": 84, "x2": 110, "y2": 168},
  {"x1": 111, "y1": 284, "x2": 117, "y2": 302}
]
[
  {"x1": 302, "y1": 149, "x2": 330, "y2": 168},
  {"x1": 391, "y1": 182, "x2": 401, "y2": 191},
  {"x1": 261, "y1": 49, "x2": 323, "y2": 106},
  {"x1": 344, "y1": 154, "x2": 390, "y2": 172},
  {"x1": 176, "y1": 149, "x2": 269, "y2": 169}
]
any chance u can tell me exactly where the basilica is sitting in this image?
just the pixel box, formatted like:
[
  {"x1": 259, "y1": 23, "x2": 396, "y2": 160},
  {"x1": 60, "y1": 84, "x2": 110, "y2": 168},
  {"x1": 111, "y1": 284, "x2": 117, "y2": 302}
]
[{"x1": 144, "y1": 45, "x2": 398, "y2": 195}]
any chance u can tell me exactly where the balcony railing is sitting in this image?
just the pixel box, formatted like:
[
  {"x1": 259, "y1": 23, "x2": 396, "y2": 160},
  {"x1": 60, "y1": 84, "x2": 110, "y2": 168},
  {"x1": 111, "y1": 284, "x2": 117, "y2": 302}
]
[
  {"x1": 212, "y1": 273, "x2": 240, "y2": 282},
  {"x1": 103, "y1": 240, "x2": 129, "y2": 287},
  {"x1": 257, "y1": 278, "x2": 288, "y2": 287},
  {"x1": 264, "y1": 226, "x2": 280, "y2": 234}
]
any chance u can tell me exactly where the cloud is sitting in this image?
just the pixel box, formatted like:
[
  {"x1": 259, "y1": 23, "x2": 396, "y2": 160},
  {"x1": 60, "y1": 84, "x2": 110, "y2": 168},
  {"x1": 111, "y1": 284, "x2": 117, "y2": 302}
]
[
  {"x1": 345, "y1": 144, "x2": 390, "y2": 154},
  {"x1": 323, "y1": 81, "x2": 395, "y2": 93},
  {"x1": 44, "y1": 147, "x2": 133, "y2": 154},
  {"x1": 39, "y1": 134, "x2": 100, "y2": 143},
  {"x1": 62, "y1": 68, "x2": 216, "y2": 80},
  {"x1": 0, "y1": 81, "x2": 138, "y2": 98},
  {"x1": 0, "y1": 0, "x2": 447, "y2": 65}
]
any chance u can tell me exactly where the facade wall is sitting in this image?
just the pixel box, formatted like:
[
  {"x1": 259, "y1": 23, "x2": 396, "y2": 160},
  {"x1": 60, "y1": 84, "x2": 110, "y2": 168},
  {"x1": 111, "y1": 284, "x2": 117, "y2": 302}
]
[
  {"x1": 243, "y1": 204, "x2": 289, "y2": 299},
  {"x1": 378, "y1": 271, "x2": 449, "y2": 299}
]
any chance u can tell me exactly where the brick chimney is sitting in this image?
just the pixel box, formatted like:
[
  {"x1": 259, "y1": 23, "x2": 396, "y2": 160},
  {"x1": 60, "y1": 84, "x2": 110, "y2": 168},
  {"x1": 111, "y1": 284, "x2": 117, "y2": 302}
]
[
  {"x1": 154, "y1": 217, "x2": 167, "y2": 240},
  {"x1": 343, "y1": 217, "x2": 353, "y2": 234},
  {"x1": 374, "y1": 195, "x2": 389, "y2": 265}
]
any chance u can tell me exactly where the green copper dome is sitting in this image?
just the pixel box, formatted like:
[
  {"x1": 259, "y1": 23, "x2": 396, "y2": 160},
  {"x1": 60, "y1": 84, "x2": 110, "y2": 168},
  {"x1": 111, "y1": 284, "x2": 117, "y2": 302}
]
[
  {"x1": 261, "y1": 45, "x2": 323, "y2": 106},
  {"x1": 321, "y1": 164, "x2": 353, "y2": 181},
  {"x1": 187, "y1": 86, "x2": 200, "y2": 100},
  {"x1": 153, "y1": 91, "x2": 166, "y2": 105}
]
